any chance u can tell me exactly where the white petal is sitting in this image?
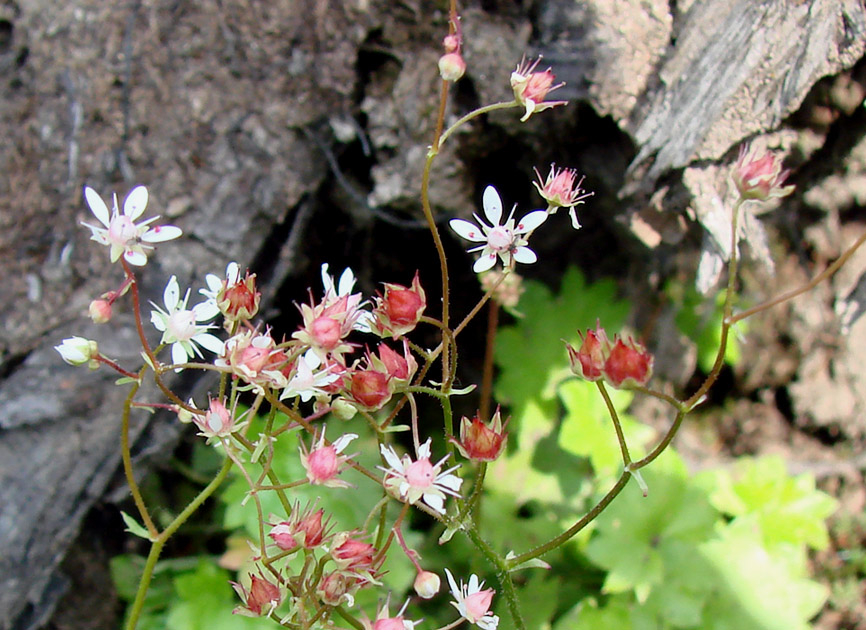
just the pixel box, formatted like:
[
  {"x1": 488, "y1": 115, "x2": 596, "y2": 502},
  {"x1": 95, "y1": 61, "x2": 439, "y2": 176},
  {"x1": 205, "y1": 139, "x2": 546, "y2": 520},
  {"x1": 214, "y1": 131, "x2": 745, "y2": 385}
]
[
  {"x1": 515, "y1": 210, "x2": 548, "y2": 234},
  {"x1": 226, "y1": 262, "x2": 240, "y2": 283},
  {"x1": 192, "y1": 299, "x2": 220, "y2": 321},
  {"x1": 468, "y1": 574, "x2": 481, "y2": 593},
  {"x1": 141, "y1": 225, "x2": 182, "y2": 243},
  {"x1": 337, "y1": 267, "x2": 356, "y2": 296},
  {"x1": 84, "y1": 187, "x2": 110, "y2": 227},
  {"x1": 380, "y1": 444, "x2": 403, "y2": 470},
  {"x1": 320, "y1": 263, "x2": 334, "y2": 293},
  {"x1": 482, "y1": 186, "x2": 503, "y2": 226},
  {"x1": 124, "y1": 186, "x2": 149, "y2": 220},
  {"x1": 150, "y1": 313, "x2": 167, "y2": 332},
  {"x1": 417, "y1": 438, "x2": 432, "y2": 459},
  {"x1": 437, "y1": 473, "x2": 463, "y2": 492},
  {"x1": 163, "y1": 276, "x2": 180, "y2": 311},
  {"x1": 444, "y1": 569, "x2": 461, "y2": 599},
  {"x1": 193, "y1": 332, "x2": 225, "y2": 355},
  {"x1": 569, "y1": 207, "x2": 582, "y2": 230},
  {"x1": 204, "y1": 273, "x2": 222, "y2": 293},
  {"x1": 333, "y1": 433, "x2": 358, "y2": 452},
  {"x1": 449, "y1": 218, "x2": 486, "y2": 242},
  {"x1": 512, "y1": 246, "x2": 537, "y2": 265},
  {"x1": 473, "y1": 253, "x2": 497, "y2": 273},
  {"x1": 303, "y1": 348, "x2": 322, "y2": 369},
  {"x1": 171, "y1": 341, "x2": 189, "y2": 366},
  {"x1": 123, "y1": 249, "x2": 148, "y2": 266},
  {"x1": 424, "y1": 493, "x2": 445, "y2": 513}
]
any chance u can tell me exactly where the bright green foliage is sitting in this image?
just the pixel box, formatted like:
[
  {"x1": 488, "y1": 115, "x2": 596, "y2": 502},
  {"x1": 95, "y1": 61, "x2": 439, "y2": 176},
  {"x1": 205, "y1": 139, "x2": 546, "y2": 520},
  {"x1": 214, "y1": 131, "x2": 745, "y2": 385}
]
[
  {"x1": 670, "y1": 283, "x2": 743, "y2": 372},
  {"x1": 557, "y1": 380, "x2": 654, "y2": 478},
  {"x1": 699, "y1": 455, "x2": 838, "y2": 551}
]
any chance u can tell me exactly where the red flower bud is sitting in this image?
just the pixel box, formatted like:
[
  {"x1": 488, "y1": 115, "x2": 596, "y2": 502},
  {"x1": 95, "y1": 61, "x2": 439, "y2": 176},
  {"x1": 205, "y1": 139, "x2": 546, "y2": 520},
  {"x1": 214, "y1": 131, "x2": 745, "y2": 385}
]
[
  {"x1": 602, "y1": 336, "x2": 653, "y2": 388},
  {"x1": 452, "y1": 408, "x2": 509, "y2": 462},
  {"x1": 347, "y1": 369, "x2": 392, "y2": 410},
  {"x1": 566, "y1": 325, "x2": 609, "y2": 381}
]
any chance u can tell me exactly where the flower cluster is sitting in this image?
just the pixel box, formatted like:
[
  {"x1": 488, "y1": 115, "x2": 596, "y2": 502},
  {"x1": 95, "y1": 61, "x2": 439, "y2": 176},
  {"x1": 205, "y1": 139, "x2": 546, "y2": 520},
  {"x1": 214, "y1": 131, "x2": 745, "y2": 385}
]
[{"x1": 566, "y1": 324, "x2": 654, "y2": 388}]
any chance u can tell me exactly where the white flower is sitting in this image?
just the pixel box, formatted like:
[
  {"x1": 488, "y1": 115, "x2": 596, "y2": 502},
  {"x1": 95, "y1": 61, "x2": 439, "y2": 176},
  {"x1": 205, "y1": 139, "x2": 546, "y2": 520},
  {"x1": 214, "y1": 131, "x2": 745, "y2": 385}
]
[
  {"x1": 280, "y1": 349, "x2": 340, "y2": 402},
  {"x1": 150, "y1": 275, "x2": 224, "y2": 369},
  {"x1": 55, "y1": 336, "x2": 98, "y2": 366},
  {"x1": 449, "y1": 186, "x2": 547, "y2": 273},
  {"x1": 81, "y1": 186, "x2": 182, "y2": 266},
  {"x1": 445, "y1": 569, "x2": 499, "y2": 630},
  {"x1": 379, "y1": 438, "x2": 462, "y2": 514}
]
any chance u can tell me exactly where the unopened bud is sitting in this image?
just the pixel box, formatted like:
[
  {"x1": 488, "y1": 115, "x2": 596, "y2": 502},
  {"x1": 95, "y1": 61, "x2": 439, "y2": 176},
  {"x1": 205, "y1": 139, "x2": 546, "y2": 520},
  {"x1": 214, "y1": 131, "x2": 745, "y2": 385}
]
[
  {"x1": 88, "y1": 298, "x2": 113, "y2": 324},
  {"x1": 414, "y1": 570, "x2": 440, "y2": 599},
  {"x1": 438, "y1": 52, "x2": 466, "y2": 82},
  {"x1": 55, "y1": 336, "x2": 99, "y2": 368}
]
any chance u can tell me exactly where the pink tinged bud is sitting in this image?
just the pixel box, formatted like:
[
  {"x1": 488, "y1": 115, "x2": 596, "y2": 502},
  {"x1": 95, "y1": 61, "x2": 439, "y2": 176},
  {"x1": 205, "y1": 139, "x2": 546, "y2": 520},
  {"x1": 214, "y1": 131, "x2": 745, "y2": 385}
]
[
  {"x1": 318, "y1": 571, "x2": 354, "y2": 606},
  {"x1": 374, "y1": 619, "x2": 406, "y2": 630},
  {"x1": 349, "y1": 369, "x2": 392, "y2": 410},
  {"x1": 603, "y1": 336, "x2": 653, "y2": 388},
  {"x1": 269, "y1": 523, "x2": 299, "y2": 551},
  {"x1": 298, "y1": 508, "x2": 326, "y2": 548},
  {"x1": 232, "y1": 573, "x2": 281, "y2": 617},
  {"x1": 732, "y1": 144, "x2": 795, "y2": 201},
  {"x1": 443, "y1": 33, "x2": 460, "y2": 53},
  {"x1": 405, "y1": 458, "x2": 435, "y2": 489},
  {"x1": 414, "y1": 570, "x2": 441, "y2": 599},
  {"x1": 453, "y1": 409, "x2": 508, "y2": 462},
  {"x1": 567, "y1": 326, "x2": 608, "y2": 381},
  {"x1": 55, "y1": 336, "x2": 99, "y2": 367},
  {"x1": 377, "y1": 343, "x2": 410, "y2": 380},
  {"x1": 89, "y1": 298, "x2": 113, "y2": 323},
  {"x1": 510, "y1": 57, "x2": 567, "y2": 121},
  {"x1": 331, "y1": 533, "x2": 376, "y2": 570},
  {"x1": 223, "y1": 272, "x2": 261, "y2": 321},
  {"x1": 464, "y1": 589, "x2": 495, "y2": 623},
  {"x1": 439, "y1": 52, "x2": 466, "y2": 81}
]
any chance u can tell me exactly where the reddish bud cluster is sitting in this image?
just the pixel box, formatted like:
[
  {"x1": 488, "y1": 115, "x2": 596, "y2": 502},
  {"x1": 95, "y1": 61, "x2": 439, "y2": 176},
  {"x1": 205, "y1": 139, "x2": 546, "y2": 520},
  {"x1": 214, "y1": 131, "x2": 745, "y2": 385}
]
[
  {"x1": 371, "y1": 273, "x2": 426, "y2": 339},
  {"x1": 451, "y1": 408, "x2": 509, "y2": 462},
  {"x1": 566, "y1": 324, "x2": 653, "y2": 388}
]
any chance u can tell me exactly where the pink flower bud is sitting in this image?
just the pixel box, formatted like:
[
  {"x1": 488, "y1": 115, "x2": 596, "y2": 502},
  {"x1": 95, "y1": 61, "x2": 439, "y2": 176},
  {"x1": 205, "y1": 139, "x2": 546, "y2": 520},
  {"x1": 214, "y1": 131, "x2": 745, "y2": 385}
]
[
  {"x1": 297, "y1": 508, "x2": 327, "y2": 548},
  {"x1": 88, "y1": 298, "x2": 113, "y2": 324},
  {"x1": 372, "y1": 273, "x2": 427, "y2": 338},
  {"x1": 732, "y1": 144, "x2": 795, "y2": 201},
  {"x1": 566, "y1": 325, "x2": 609, "y2": 381},
  {"x1": 452, "y1": 408, "x2": 509, "y2": 462},
  {"x1": 231, "y1": 573, "x2": 281, "y2": 617},
  {"x1": 317, "y1": 571, "x2": 355, "y2": 606},
  {"x1": 222, "y1": 271, "x2": 261, "y2": 321},
  {"x1": 414, "y1": 570, "x2": 441, "y2": 599},
  {"x1": 603, "y1": 336, "x2": 653, "y2": 388},
  {"x1": 268, "y1": 522, "x2": 299, "y2": 551},
  {"x1": 331, "y1": 532, "x2": 376, "y2": 571},
  {"x1": 443, "y1": 33, "x2": 460, "y2": 53},
  {"x1": 347, "y1": 368, "x2": 392, "y2": 410},
  {"x1": 439, "y1": 52, "x2": 466, "y2": 81}
]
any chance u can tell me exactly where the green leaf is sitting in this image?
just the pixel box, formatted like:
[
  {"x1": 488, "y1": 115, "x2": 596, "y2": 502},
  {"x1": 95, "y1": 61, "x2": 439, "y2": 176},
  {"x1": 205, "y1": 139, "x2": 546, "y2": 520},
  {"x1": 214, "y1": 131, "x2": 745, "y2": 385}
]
[
  {"x1": 121, "y1": 510, "x2": 156, "y2": 541},
  {"x1": 670, "y1": 283, "x2": 744, "y2": 372},
  {"x1": 701, "y1": 455, "x2": 838, "y2": 551},
  {"x1": 557, "y1": 380, "x2": 654, "y2": 478}
]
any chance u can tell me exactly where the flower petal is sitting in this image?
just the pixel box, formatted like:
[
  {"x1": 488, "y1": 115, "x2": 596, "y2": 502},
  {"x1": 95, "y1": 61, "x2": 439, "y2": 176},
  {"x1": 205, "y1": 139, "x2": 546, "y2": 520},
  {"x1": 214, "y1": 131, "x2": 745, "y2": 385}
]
[
  {"x1": 171, "y1": 341, "x2": 189, "y2": 367},
  {"x1": 424, "y1": 493, "x2": 445, "y2": 513},
  {"x1": 164, "y1": 276, "x2": 180, "y2": 311},
  {"x1": 512, "y1": 246, "x2": 537, "y2": 265},
  {"x1": 123, "y1": 249, "x2": 148, "y2": 266},
  {"x1": 193, "y1": 332, "x2": 225, "y2": 355},
  {"x1": 141, "y1": 225, "x2": 182, "y2": 243},
  {"x1": 84, "y1": 187, "x2": 110, "y2": 227},
  {"x1": 337, "y1": 267, "x2": 356, "y2": 296},
  {"x1": 473, "y1": 253, "x2": 497, "y2": 273},
  {"x1": 123, "y1": 186, "x2": 149, "y2": 220},
  {"x1": 192, "y1": 299, "x2": 220, "y2": 321},
  {"x1": 380, "y1": 444, "x2": 403, "y2": 470},
  {"x1": 449, "y1": 218, "x2": 486, "y2": 242},
  {"x1": 444, "y1": 569, "x2": 461, "y2": 600},
  {"x1": 482, "y1": 186, "x2": 503, "y2": 226},
  {"x1": 515, "y1": 210, "x2": 547, "y2": 234}
]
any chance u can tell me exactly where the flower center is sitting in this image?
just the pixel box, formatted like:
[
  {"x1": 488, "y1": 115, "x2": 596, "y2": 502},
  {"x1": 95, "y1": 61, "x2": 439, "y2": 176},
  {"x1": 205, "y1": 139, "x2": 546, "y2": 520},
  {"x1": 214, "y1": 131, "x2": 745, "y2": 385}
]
[
  {"x1": 405, "y1": 458, "x2": 435, "y2": 489},
  {"x1": 487, "y1": 226, "x2": 513, "y2": 252},
  {"x1": 167, "y1": 310, "x2": 197, "y2": 342},
  {"x1": 108, "y1": 215, "x2": 139, "y2": 247}
]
